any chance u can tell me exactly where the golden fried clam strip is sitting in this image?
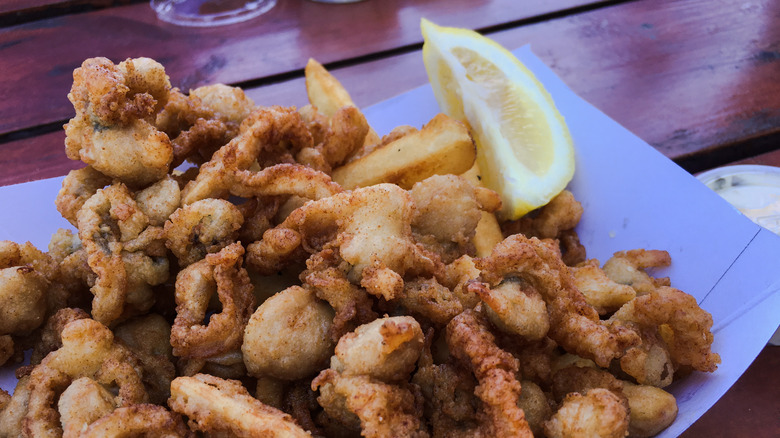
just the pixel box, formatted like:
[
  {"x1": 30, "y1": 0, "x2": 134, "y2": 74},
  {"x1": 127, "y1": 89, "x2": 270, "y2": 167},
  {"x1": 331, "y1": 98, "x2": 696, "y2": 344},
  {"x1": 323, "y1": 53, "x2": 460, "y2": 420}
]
[
  {"x1": 474, "y1": 234, "x2": 639, "y2": 367},
  {"x1": 296, "y1": 105, "x2": 370, "y2": 173},
  {"x1": 164, "y1": 198, "x2": 244, "y2": 267},
  {"x1": 242, "y1": 285, "x2": 335, "y2": 381},
  {"x1": 65, "y1": 57, "x2": 174, "y2": 187},
  {"x1": 181, "y1": 106, "x2": 343, "y2": 205},
  {"x1": 58, "y1": 377, "x2": 116, "y2": 438},
  {"x1": 0, "y1": 376, "x2": 31, "y2": 437},
  {"x1": 301, "y1": 249, "x2": 379, "y2": 342},
  {"x1": 571, "y1": 259, "x2": 637, "y2": 315},
  {"x1": 80, "y1": 404, "x2": 193, "y2": 438},
  {"x1": 313, "y1": 371, "x2": 429, "y2": 438},
  {"x1": 503, "y1": 190, "x2": 583, "y2": 240},
  {"x1": 409, "y1": 174, "x2": 501, "y2": 264},
  {"x1": 22, "y1": 318, "x2": 148, "y2": 436},
  {"x1": 602, "y1": 249, "x2": 671, "y2": 296},
  {"x1": 248, "y1": 184, "x2": 440, "y2": 301},
  {"x1": 114, "y1": 314, "x2": 176, "y2": 404},
  {"x1": 134, "y1": 175, "x2": 182, "y2": 227},
  {"x1": 445, "y1": 310, "x2": 533, "y2": 438},
  {"x1": 77, "y1": 183, "x2": 169, "y2": 325},
  {"x1": 397, "y1": 277, "x2": 463, "y2": 327},
  {"x1": 0, "y1": 241, "x2": 54, "y2": 339},
  {"x1": 311, "y1": 317, "x2": 428, "y2": 436},
  {"x1": 162, "y1": 84, "x2": 255, "y2": 168},
  {"x1": 551, "y1": 364, "x2": 677, "y2": 437},
  {"x1": 29, "y1": 308, "x2": 90, "y2": 366},
  {"x1": 55, "y1": 167, "x2": 112, "y2": 227},
  {"x1": 331, "y1": 316, "x2": 424, "y2": 382},
  {"x1": 468, "y1": 279, "x2": 550, "y2": 341},
  {"x1": 610, "y1": 286, "x2": 720, "y2": 373},
  {"x1": 169, "y1": 374, "x2": 310, "y2": 437},
  {"x1": 543, "y1": 388, "x2": 630, "y2": 438},
  {"x1": 170, "y1": 242, "x2": 255, "y2": 359}
]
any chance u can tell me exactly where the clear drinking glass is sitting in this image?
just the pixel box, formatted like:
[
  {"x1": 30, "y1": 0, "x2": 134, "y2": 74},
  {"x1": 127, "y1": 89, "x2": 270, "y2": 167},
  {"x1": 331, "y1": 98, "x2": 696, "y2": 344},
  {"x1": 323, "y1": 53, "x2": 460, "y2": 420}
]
[{"x1": 151, "y1": 0, "x2": 277, "y2": 27}]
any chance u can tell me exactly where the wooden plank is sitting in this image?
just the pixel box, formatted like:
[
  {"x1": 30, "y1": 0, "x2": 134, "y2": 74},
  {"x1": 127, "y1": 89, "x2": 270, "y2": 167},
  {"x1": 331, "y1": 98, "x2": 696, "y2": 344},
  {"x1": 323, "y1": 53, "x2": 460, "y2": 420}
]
[
  {"x1": 0, "y1": 1, "x2": 137, "y2": 17},
  {"x1": 0, "y1": 0, "x2": 615, "y2": 135},
  {"x1": 3, "y1": 0, "x2": 779, "y2": 185},
  {"x1": 255, "y1": 0, "x2": 780, "y2": 172}
]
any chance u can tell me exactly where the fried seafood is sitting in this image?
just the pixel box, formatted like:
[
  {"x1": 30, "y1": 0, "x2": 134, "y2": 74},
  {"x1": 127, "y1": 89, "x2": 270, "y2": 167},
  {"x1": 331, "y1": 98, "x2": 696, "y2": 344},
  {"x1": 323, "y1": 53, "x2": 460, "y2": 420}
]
[
  {"x1": 469, "y1": 278, "x2": 549, "y2": 341},
  {"x1": 543, "y1": 388, "x2": 629, "y2": 438},
  {"x1": 313, "y1": 371, "x2": 428, "y2": 438},
  {"x1": 331, "y1": 316, "x2": 424, "y2": 382},
  {"x1": 475, "y1": 234, "x2": 639, "y2": 367},
  {"x1": 180, "y1": 106, "x2": 342, "y2": 205},
  {"x1": 610, "y1": 286, "x2": 720, "y2": 373},
  {"x1": 602, "y1": 249, "x2": 671, "y2": 296},
  {"x1": 169, "y1": 374, "x2": 310, "y2": 437},
  {"x1": 164, "y1": 198, "x2": 243, "y2": 266},
  {"x1": 444, "y1": 310, "x2": 533, "y2": 438},
  {"x1": 0, "y1": 242, "x2": 51, "y2": 336},
  {"x1": 18, "y1": 318, "x2": 148, "y2": 436},
  {"x1": 55, "y1": 167, "x2": 112, "y2": 227},
  {"x1": 570, "y1": 260, "x2": 636, "y2": 315},
  {"x1": 80, "y1": 404, "x2": 192, "y2": 438},
  {"x1": 65, "y1": 57, "x2": 173, "y2": 187},
  {"x1": 242, "y1": 285, "x2": 335, "y2": 380},
  {"x1": 410, "y1": 174, "x2": 501, "y2": 263},
  {"x1": 170, "y1": 242, "x2": 255, "y2": 359},
  {"x1": 248, "y1": 183, "x2": 440, "y2": 301},
  {"x1": 58, "y1": 377, "x2": 116, "y2": 437},
  {"x1": 301, "y1": 249, "x2": 379, "y2": 341},
  {"x1": 77, "y1": 183, "x2": 169, "y2": 325},
  {"x1": 114, "y1": 314, "x2": 176, "y2": 404},
  {"x1": 0, "y1": 55, "x2": 722, "y2": 438}
]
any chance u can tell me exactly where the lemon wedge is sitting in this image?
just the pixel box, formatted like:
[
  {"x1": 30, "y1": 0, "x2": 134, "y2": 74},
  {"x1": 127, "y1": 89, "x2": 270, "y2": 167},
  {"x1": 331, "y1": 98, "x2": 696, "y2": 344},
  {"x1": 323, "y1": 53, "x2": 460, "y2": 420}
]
[{"x1": 421, "y1": 18, "x2": 575, "y2": 220}]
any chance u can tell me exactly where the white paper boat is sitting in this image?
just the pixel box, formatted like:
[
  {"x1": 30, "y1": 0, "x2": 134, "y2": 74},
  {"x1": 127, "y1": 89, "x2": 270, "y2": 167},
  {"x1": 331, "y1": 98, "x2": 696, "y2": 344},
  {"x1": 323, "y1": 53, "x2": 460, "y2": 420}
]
[{"x1": 1, "y1": 46, "x2": 778, "y2": 437}]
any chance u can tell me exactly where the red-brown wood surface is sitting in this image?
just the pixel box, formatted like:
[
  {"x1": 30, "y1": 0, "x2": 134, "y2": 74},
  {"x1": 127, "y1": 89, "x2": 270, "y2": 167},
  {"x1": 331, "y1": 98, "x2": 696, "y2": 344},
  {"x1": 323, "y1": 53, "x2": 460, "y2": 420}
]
[
  {"x1": 4, "y1": 0, "x2": 778, "y2": 183},
  {"x1": 0, "y1": 0, "x2": 606, "y2": 135}
]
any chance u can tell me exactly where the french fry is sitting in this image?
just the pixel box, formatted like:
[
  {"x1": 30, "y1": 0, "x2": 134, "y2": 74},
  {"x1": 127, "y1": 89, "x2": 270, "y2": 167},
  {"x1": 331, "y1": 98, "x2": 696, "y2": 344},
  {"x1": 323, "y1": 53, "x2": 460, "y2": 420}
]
[
  {"x1": 332, "y1": 113, "x2": 476, "y2": 190},
  {"x1": 305, "y1": 59, "x2": 381, "y2": 147},
  {"x1": 461, "y1": 163, "x2": 504, "y2": 257}
]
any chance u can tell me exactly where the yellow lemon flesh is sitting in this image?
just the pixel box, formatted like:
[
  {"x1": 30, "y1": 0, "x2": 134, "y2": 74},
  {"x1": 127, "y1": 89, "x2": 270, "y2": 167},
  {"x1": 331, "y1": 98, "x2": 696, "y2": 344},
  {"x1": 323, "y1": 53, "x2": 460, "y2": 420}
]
[{"x1": 421, "y1": 18, "x2": 575, "y2": 220}]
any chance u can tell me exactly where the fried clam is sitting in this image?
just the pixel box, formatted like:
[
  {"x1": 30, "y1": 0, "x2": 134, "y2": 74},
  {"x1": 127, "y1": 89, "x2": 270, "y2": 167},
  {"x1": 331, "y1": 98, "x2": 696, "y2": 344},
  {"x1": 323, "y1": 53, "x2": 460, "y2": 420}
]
[
  {"x1": 248, "y1": 183, "x2": 441, "y2": 301},
  {"x1": 114, "y1": 314, "x2": 176, "y2": 404},
  {"x1": 55, "y1": 166, "x2": 113, "y2": 227},
  {"x1": 20, "y1": 318, "x2": 148, "y2": 437},
  {"x1": 502, "y1": 190, "x2": 586, "y2": 266},
  {"x1": 0, "y1": 241, "x2": 55, "y2": 341},
  {"x1": 64, "y1": 57, "x2": 174, "y2": 187},
  {"x1": 609, "y1": 286, "x2": 721, "y2": 375},
  {"x1": 543, "y1": 388, "x2": 629, "y2": 438},
  {"x1": 409, "y1": 174, "x2": 502, "y2": 264},
  {"x1": 551, "y1": 364, "x2": 677, "y2": 437},
  {"x1": 602, "y1": 249, "x2": 671, "y2": 296},
  {"x1": 474, "y1": 234, "x2": 639, "y2": 367},
  {"x1": 570, "y1": 259, "x2": 637, "y2": 315},
  {"x1": 296, "y1": 104, "x2": 370, "y2": 173},
  {"x1": 158, "y1": 84, "x2": 255, "y2": 167},
  {"x1": 170, "y1": 242, "x2": 255, "y2": 360},
  {"x1": 169, "y1": 373, "x2": 310, "y2": 437},
  {"x1": 77, "y1": 183, "x2": 169, "y2": 326},
  {"x1": 180, "y1": 106, "x2": 342, "y2": 205},
  {"x1": 442, "y1": 309, "x2": 533, "y2": 438},
  {"x1": 80, "y1": 404, "x2": 192, "y2": 438},
  {"x1": 164, "y1": 198, "x2": 244, "y2": 267},
  {"x1": 242, "y1": 285, "x2": 335, "y2": 381},
  {"x1": 45, "y1": 230, "x2": 95, "y2": 315},
  {"x1": 311, "y1": 316, "x2": 428, "y2": 437},
  {"x1": 300, "y1": 248, "x2": 378, "y2": 342}
]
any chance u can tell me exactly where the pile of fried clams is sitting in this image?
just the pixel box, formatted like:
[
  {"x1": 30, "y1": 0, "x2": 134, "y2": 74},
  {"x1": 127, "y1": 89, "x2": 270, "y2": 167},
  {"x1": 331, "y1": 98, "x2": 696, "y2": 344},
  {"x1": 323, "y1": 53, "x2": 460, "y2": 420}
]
[{"x1": 0, "y1": 57, "x2": 720, "y2": 438}]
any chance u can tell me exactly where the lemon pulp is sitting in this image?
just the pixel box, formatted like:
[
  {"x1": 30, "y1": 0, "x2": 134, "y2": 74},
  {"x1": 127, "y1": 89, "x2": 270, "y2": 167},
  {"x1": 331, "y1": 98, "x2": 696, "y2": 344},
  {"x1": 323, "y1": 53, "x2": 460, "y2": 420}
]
[{"x1": 421, "y1": 18, "x2": 574, "y2": 220}]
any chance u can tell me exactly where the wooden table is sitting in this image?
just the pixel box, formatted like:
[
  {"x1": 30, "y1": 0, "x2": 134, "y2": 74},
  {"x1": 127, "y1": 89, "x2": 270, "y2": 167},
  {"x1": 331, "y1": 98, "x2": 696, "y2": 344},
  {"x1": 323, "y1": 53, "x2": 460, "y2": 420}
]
[{"x1": 1, "y1": 0, "x2": 778, "y2": 436}]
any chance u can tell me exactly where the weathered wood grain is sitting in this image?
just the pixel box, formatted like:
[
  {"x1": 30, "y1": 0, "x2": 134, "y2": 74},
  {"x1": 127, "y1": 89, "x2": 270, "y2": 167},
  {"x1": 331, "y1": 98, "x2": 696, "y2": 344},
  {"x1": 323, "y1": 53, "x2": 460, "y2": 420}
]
[{"x1": 0, "y1": 0, "x2": 608, "y2": 135}]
